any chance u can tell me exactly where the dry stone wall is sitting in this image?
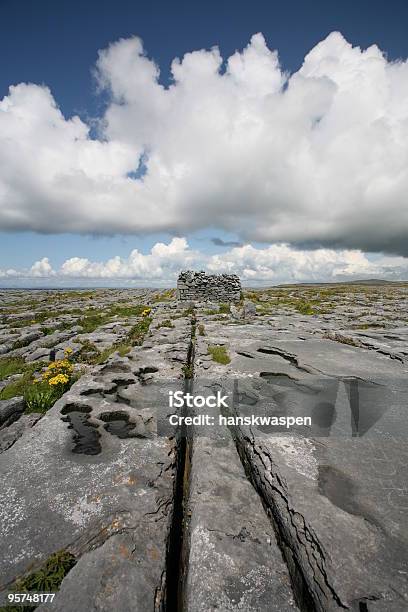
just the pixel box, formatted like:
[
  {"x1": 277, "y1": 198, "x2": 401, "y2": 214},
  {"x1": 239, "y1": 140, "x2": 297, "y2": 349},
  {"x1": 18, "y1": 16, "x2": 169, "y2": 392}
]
[{"x1": 177, "y1": 270, "x2": 241, "y2": 302}]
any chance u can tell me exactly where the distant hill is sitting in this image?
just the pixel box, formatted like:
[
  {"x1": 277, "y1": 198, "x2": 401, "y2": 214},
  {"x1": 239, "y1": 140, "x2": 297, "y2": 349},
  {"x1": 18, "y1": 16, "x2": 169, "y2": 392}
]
[{"x1": 275, "y1": 279, "x2": 408, "y2": 288}]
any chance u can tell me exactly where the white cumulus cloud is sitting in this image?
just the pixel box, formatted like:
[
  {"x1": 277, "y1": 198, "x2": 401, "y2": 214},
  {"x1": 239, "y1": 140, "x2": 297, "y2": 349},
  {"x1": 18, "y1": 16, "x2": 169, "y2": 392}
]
[
  {"x1": 0, "y1": 32, "x2": 408, "y2": 254},
  {"x1": 1, "y1": 238, "x2": 408, "y2": 285}
]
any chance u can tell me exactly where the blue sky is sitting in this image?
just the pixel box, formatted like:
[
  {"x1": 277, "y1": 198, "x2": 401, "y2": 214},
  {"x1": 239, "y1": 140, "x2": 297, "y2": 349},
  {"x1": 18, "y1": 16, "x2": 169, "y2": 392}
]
[{"x1": 1, "y1": 0, "x2": 408, "y2": 285}]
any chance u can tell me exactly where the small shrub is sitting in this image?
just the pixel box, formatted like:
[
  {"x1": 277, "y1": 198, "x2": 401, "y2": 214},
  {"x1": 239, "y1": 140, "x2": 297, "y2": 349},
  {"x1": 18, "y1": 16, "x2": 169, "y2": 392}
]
[
  {"x1": 244, "y1": 291, "x2": 260, "y2": 302},
  {"x1": 41, "y1": 326, "x2": 57, "y2": 336},
  {"x1": 12, "y1": 338, "x2": 32, "y2": 350},
  {"x1": 208, "y1": 345, "x2": 231, "y2": 365}
]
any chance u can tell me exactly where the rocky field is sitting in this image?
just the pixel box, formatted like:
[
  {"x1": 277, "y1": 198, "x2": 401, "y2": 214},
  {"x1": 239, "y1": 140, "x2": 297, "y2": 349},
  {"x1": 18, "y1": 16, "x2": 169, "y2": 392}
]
[{"x1": 0, "y1": 284, "x2": 407, "y2": 611}]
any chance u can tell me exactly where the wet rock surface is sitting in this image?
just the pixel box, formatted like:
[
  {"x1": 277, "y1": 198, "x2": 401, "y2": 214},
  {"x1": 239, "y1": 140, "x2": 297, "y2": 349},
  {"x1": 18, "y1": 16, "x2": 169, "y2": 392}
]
[{"x1": 0, "y1": 283, "x2": 407, "y2": 611}]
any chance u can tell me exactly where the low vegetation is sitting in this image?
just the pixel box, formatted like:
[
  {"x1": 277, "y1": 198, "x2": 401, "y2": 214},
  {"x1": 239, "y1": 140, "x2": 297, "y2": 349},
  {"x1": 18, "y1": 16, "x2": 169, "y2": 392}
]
[
  {"x1": 76, "y1": 304, "x2": 150, "y2": 333},
  {"x1": 77, "y1": 312, "x2": 109, "y2": 333},
  {"x1": 108, "y1": 304, "x2": 150, "y2": 318},
  {"x1": 156, "y1": 319, "x2": 175, "y2": 329},
  {"x1": 2, "y1": 550, "x2": 76, "y2": 612},
  {"x1": 127, "y1": 316, "x2": 152, "y2": 346},
  {"x1": 353, "y1": 322, "x2": 385, "y2": 329},
  {"x1": 152, "y1": 289, "x2": 175, "y2": 302},
  {"x1": 72, "y1": 308, "x2": 152, "y2": 366},
  {"x1": 0, "y1": 358, "x2": 47, "y2": 400},
  {"x1": 295, "y1": 301, "x2": 316, "y2": 315},
  {"x1": 0, "y1": 350, "x2": 76, "y2": 410},
  {"x1": 24, "y1": 385, "x2": 59, "y2": 414},
  {"x1": 182, "y1": 306, "x2": 195, "y2": 317},
  {"x1": 323, "y1": 332, "x2": 360, "y2": 347},
  {"x1": 208, "y1": 344, "x2": 231, "y2": 365},
  {"x1": 0, "y1": 370, "x2": 38, "y2": 401},
  {"x1": 218, "y1": 303, "x2": 231, "y2": 314},
  {"x1": 0, "y1": 356, "x2": 30, "y2": 381},
  {"x1": 198, "y1": 324, "x2": 205, "y2": 336},
  {"x1": 182, "y1": 363, "x2": 194, "y2": 379},
  {"x1": 24, "y1": 351, "x2": 76, "y2": 412},
  {"x1": 204, "y1": 305, "x2": 231, "y2": 315}
]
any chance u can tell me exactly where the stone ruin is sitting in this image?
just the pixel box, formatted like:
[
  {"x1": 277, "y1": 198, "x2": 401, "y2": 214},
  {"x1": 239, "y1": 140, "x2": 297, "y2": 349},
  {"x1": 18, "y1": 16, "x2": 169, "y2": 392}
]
[{"x1": 177, "y1": 270, "x2": 241, "y2": 302}]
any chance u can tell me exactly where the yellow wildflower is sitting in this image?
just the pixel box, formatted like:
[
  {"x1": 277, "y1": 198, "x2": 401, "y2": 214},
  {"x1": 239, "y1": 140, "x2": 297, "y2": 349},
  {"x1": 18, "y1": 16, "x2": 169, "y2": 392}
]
[
  {"x1": 48, "y1": 373, "x2": 69, "y2": 386},
  {"x1": 41, "y1": 355, "x2": 73, "y2": 383}
]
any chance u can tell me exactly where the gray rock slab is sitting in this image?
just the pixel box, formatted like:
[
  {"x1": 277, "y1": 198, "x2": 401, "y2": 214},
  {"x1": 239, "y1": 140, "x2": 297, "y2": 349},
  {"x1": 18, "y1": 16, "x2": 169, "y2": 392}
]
[
  {"x1": 36, "y1": 528, "x2": 167, "y2": 612},
  {"x1": 197, "y1": 315, "x2": 408, "y2": 611},
  {"x1": 0, "y1": 397, "x2": 174, "y2": 592},
  {"x1": 186, "y1": 434, "x2": 298, "y2": 611},
  {"x1": 0, "y1": 396, "x2": 25, "y2": 428},
  {"x1": 25, "y1": 347, "x2": 51, "y2": 362},
  {"x1": 0, "y1": 413, "x2": 42, "y2": 452},
  {"x1": 230, "y1": 428, "x2": 408, "y2": 611},
  {"x1": 0, "y1": 310, "x2": 192, "y2": 610}
]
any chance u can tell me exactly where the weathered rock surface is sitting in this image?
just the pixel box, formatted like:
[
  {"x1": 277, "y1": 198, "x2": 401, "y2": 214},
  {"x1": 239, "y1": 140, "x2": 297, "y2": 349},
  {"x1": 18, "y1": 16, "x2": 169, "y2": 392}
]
[
  {"x1": 0, "y1": 302, "x2": 190, "y2": 610},
  {"x1": 0, "y1": 412, "x2": 42, "y2": 452},
  {"x1": 186, "y1": 432, "x2": 298, "y2": 611},
  {"x1": 1, "y1": 284, "x2": 408, "y2": 611},
  {"x1": 195, "y1": 296, "x2": 408, "y2": 611},
  {"x1": 0, "y1": 396, "x2": 25, "y2": 428}
]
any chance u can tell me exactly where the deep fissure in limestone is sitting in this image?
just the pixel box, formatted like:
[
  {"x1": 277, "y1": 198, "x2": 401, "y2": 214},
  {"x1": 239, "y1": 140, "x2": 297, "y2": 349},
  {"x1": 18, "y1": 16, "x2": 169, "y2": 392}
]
[
  {"x1": 164, "y1": 312, "x2": 337, "y2": 612},
  {"x1": 222, "y1": 379, "x2": 346, "y2": 612},
  {"x1": 164, "y1": 315, "x2": 195, "y2": 611}
]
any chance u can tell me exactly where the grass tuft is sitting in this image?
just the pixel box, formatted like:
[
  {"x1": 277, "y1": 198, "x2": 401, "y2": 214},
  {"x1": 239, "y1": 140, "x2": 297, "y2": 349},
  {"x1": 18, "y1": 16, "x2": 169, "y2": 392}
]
[
  {"x1": 208, "y1": 344, "x2": 231, "y2": 365},
  {"x1": 0, "y1": 357, "x2": 28, "y2": 381},
  {"x1": 24, "y1": 384, "x2": 60, "y2": 414},
  {"x1": 127, "y1": 317, "x2": 152, "y2": 346},
  {"x1": 218, "y1": 303, "x2": 231, "y2": 314},
  {"x1": 1, "y1": 550, "x2": 76, "y2": 612},
  {"x1": 0, "y1": 361, "x2": 46, "y2": 401}
]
